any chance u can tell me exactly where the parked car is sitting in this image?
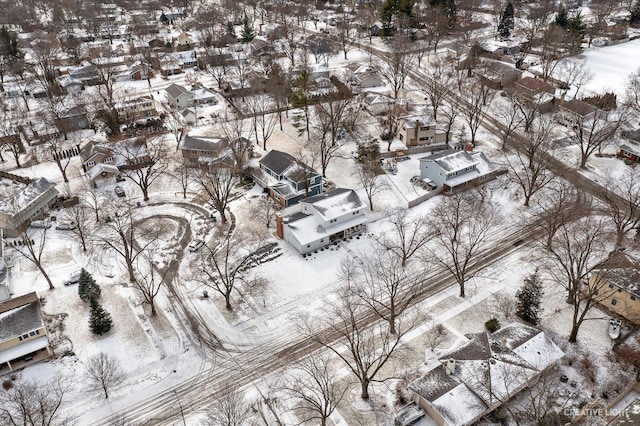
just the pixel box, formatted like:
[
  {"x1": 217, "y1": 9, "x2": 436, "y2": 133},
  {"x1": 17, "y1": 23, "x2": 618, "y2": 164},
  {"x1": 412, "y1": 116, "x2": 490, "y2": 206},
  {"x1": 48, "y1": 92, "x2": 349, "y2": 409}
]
[
  {"x1": 64, "y1": 270, "x2": 82, "y2": 286},
  {"x1": 187, "y1": 239, "x2": 205, "y2": 252},
  {"x1": 30, "y1": 220, "x2": 51, "y2": 229},
  {"x1": 55, "y1": 221, "x2": 77, "y2": 230},
  {"x1": 114, "y1": 186, "x2": 125, "y2": 197}
]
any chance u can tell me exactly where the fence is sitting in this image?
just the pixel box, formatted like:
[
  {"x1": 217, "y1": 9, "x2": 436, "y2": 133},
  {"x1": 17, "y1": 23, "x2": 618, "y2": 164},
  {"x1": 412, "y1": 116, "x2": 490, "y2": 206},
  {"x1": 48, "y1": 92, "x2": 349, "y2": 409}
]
[{"x1": 407, "y1": 187, "x2": 442, "y2": 208}]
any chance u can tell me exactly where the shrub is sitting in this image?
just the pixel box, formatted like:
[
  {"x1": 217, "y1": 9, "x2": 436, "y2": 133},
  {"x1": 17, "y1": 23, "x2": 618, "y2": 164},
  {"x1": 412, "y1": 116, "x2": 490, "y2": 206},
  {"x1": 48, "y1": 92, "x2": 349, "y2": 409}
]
[
  {"x1": 2, "y1": 379, "x2": 13, "y2": 390},
  {"x1": 485, "y1": 318, "x2": 501, "y2": 333}
]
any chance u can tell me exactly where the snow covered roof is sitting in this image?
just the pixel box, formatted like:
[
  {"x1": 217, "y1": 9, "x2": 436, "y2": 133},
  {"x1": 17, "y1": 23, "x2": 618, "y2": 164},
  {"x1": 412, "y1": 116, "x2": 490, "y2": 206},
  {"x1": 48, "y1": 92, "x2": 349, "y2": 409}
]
[
  {"x1": 403, "y1": 115, "x2": 438, "y2": 129},
  {"x1": 302, "y1": 188, "x2": 366, "y2": 221},
  {"x1": 410, "y1": 323, "x2": 563, "y2": 426},
  {"x1": 0, "y1": 296, "x2": 44, "y2": 342},
  {"x1": 192, "y1": 87, "x2": 217, "y2": 102},
  {"x1": 0, "y1": 178, "x2": 58, "y2": 216},
  {"x1": 420, "y1": 150, "x2": 479, "y2": 173},
  {"x1": 285, "y1": 210, "x2": 367, "y2": 246},
  {"x1": 180, "y1": 136, "x2": 225, "y2": 152},
  {"x1": 86, "y1": 163, "x2": 120, "y2": 181}
]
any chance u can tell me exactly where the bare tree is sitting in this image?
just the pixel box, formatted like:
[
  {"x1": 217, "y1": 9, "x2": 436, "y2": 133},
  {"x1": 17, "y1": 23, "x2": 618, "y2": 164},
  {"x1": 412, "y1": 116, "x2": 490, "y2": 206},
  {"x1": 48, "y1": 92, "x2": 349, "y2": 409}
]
[
  {"x1": 336, "y1": 20, "x2": 356, "y2": 60},
  {"x1": 164, "y1": 109, "x2": 187, "y2": 151},
  {"x1": 556, "y1": 57, "x2": 593, "y2": 98},
  {"x1": 375, "y1": 208, "x2": 433, "y2": 268},
  {"x1": 84, "y1": 352, "x2": 126, "y2": 399},
  {"x1": 280, "y1": 353, "x2": 347, "y2": 426},
  {"x1": 47, "y1": 137, "x2": 75, "y2": 183},
  {"x1": 533, "y1": 182, "x2": 581, "y2": 250},
  {"x1": 133, "y1": 254, "x2": 166, "y2": 316},
  {"x1": 492, "y1": 293, "x2": 517, "y2": 319},
  {"x1": 299, "y1": 288, "x2": 416, "y2": 399},
  {"x1": 198, "y1": 229, "x2": 272, "y2": 310},
  {"x1": 423, "y1": 60, "x2": 452, "y2": 120},
  {"x1": 543, "y1": 216, "x2": 615, "y2": 342},
  {"x1": 460, "y1": 80, "x2": 495, "y2": 147},
  {"x1": 205, "y1": 388, "x2": 254, "y2": 426},
  {"x1": 314, "y1": 93, "x2": 354, "y2": 177},
  {"x1": 511, "y1": 368, "x2": 570, "y2": 425},
  {"x1": 193, "y1": 167, "x2": 237, "y2": 223},
  {"x1": 0, "y1": 375, "x2": 73, "y2": 426},
  {"x1": 569, "y1": 106, "x2": 627, "y2": 169},
  {"x1": 167, "y1": 163, "x2": 193, "y2": 199},
  {"x1": 82, "y1": 186, "x2": 107, "y2": 223},
  {"x1": 425, "y1": 323, "x2": 447, "y2": 352},
  {"x1": 354, "y1": 160, "x2": 388, "y2": 211},
  {"x1": 626, "y1": 67, "x2": 640, "y2": 116},
  {"x1": 506, "y1": 120, "x2": 556, "y2": 207},
  {"x1": 494, "y1": 98, "x2": 524, "y2": 149},
  {"x1": 342, "y1": 248, "x2": 424, "y2": 334},
  {"x1": 60, "y1": 203, "x2": 92, "y2": 252},
  {"x1": 600, "y1": 170, "x2": 640, "y2": 248},
  {"x1": 429, "y1": 194, "x2": 498, "y2": 298},
  {"x1": 99, "y1": 203, "x2": 158, "y2": 282},
  {"x1": 253, "y1": 195, "x2": 279, "y2": 229},
  {"x1": 374, "y1": 35, "x2": 413, "y2": 100},
  {"x1": 219, "y1": 114, "x2": 252, "y2": 174},
  {"x1": 247, "y1": 95, "x2": 278, "y2": 150},
  {"x1": 13, "y1": 227, "x2": 54, "y2": 290},
  {"x1": 116, "y1": 136, "x2": 169, "y2": 201}
]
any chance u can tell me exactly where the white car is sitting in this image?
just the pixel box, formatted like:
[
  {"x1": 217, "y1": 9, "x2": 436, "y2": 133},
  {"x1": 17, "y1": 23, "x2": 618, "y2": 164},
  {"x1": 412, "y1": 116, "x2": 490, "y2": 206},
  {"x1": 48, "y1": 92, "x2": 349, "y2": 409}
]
[
  {"x1": 64, "y1": 270, "x2": 82, "y2": 286},
  {"x1": 55, "y1": 221, "x2": 77, "y2": 231},
  {"x1": 187, "y1": 240, "x2": 205, "y2": 252},
  {"x1": 30, "y1": 220, "x2": 51, "y2": 229}
]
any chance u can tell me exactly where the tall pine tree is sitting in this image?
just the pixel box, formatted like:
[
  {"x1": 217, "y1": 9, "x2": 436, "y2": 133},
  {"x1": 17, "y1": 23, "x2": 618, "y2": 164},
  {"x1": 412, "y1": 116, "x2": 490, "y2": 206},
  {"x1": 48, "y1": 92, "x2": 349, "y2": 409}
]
[
  {"x1": 89, "y1": 299, "x2": 113, "y2": 335},
  {"x1": 498, "y1": 2, "x2": 515, "y2": 39},
  {"x1": 516, "y1": 271, "x2": 544, "y2": 325},
  {"x1": 78, "y1": 268, "x2": 101, "y2": 303},
  {"x1": 240, "y1": 15, "x2": 255, "y2": 43}
]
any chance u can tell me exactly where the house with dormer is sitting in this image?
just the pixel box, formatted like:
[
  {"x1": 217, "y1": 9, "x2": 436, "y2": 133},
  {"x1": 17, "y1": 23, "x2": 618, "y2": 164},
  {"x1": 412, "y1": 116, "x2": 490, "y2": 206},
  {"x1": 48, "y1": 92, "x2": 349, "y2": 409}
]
[
  {"x1": 253, "y1": 150, "x2": 322, "y2": 207},
  {"x1": 80, "y1": 136, "x2": 150, "y2": 186},
  {"x1": 0, "y1": 173, "x2": 58, "y2": 237},
  {"x1": 179, "y1": 135, "x2": 237, "y2": 168},
  {"x1": 409, "y1": 323, "x2": 564, "y2": 426},
  {"x1": 419, "y1": 149, "x2": 504, "y2": 194},
  {"x1": 0, "y1": 292, "x2": 54, "y2": 375},
  {"x1": 276, "y1": 188, "x2": 368, "y2": 254}
]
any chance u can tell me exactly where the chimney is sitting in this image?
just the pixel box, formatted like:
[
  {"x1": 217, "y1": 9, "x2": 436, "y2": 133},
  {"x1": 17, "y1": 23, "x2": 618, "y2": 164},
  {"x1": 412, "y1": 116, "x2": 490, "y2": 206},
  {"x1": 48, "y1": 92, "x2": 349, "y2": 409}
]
[
  {"x1": 465, "y1": 143, "x2": 474, "y2": 152},
  {"x1": 414, "y1": 119, "x2": 419, "y2": 145},
  {"x1": 275, "y1": 212, "x2": 284, "y2": 239},
  {"x1": 259, "y1": 24, "x2": 263, "y2": 36},
  {"x1": 445, "y1": 358, "x2": 457, "y2": 375}
]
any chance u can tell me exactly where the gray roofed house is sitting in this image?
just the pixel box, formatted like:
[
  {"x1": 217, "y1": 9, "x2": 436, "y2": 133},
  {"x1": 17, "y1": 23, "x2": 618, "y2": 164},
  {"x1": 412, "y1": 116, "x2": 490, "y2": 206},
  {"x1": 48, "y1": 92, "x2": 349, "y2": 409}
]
[
  {"x1": 165, "y1": 83, "x2": 194, "y2": 108},
  {"x1": 179, "y1": 135, "x2": 233, "y2": 168},
  {"x1": 275, "y1": 188, "x2": 368, "y2": 254},
  {"x1": 0, "y1": 174, "x2": 58, "y2": 237},
  {"x1": 255, "y1": 150, "x2": 323, "y2": 207},
  {"x1": 0, "y1": 292, "x2": 53, "y2": 374},
  {"x1": 419, "y1": 149, "x2": 504, "y2": 194},
  {"x1": 409, "y1": 323, "x2": 564, "y2": 426}
]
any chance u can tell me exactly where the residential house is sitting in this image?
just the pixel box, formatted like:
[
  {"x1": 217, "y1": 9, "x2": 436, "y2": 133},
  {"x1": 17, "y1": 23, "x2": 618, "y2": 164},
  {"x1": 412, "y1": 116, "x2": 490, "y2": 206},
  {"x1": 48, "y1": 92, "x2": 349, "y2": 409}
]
[
  {"x1": 513, "y1": 77, "x2": 555, "y2": 107},
  {"x1": 0, "y1": 173, "x2": 58, "y2": 237},
  {"x1": 158, "y1": 53, "x2": 182, "y2": 76},
  {"x1": 477, "y1": 60, "x2": 522, "y2": 89},
  {"x1": 172, "y1": 50, "x2": 198, "y2": 68},
  {"x1": 419, "y1": 149, "x2": 504, "y2": 194},
  {"x1": 276, "y1": 188, "x2": 368, "y2": 255},
  {"x1": 409, "y1": 323, "x2": 564, "y2": 426},
  {"x1": 586, "y1": 251, "x2": 640, "y2": 324},
  {"x1": 67, "y1": 64, "x2": 102, "y2": 86},
  {"x1": 160, "y1": 8, "x2": 185, "y2": 25},
  {"x1": 618, "y1": 129, "x2": 640, "y2": 162},
  {"x1": 479, "y1": 38, "x2": 522, "y2": 56},
  {"x1": 181, "y1": 108, "x2": 197, "y2": 125},
  {"x1": 191, "y1": 85, "x2": 218, "y2": 105},
  {"x1": 116, "y1": 61, "x2": 154, "y2": 81},
  {"x1": 344, "y1": 64, "x2": 384, "y2": 89},
  {"x1": 57, "y1": 75, "x2": 83, "y2": 95},
  {"x1": 56, "y1": 105, "x2": 91, "y2": 132},
  {"x1": 363, "y1": 93, "x2": 396, "y2": 115},
  {"x1": 253, "y1": 150, "x2": 323, "y2": 207},
  {"x1": 80, "y1": 136, "x2": 150, "y2": 186},
  {"x1": 398, "y1": 115, "x2": 448, "y2": 148},
  {"x1": 165, "y1": 83, "x2": 194, "y2": 108},
  {"x1": 0, "y1": 292, "x2": 54, "y2": 375},
  {"x1": 446, "y1": 42, "x2": 470, "y2": 61},
  {"x1": 179, "y1": 135, "x2": 234, "y2": 168},
  {"x1": 173, "y1": 31, "x2": 193, "y2": 47},
  {"x1": 115, "y1": 96, "x2": 158, "y2": 123},
  {"x1": 248, "y1": 38, "x2": 276, "y2": 59},
  {"x1": 557, "y1": 99, "x2": 599, "y2": 128}
]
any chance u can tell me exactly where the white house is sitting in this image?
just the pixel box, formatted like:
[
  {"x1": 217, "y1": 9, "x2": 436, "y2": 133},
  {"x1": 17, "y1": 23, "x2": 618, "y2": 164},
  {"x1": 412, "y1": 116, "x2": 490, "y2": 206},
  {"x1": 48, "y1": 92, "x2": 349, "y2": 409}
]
[
  {"x1": 276, "y1": 188, "x2": 368, "y2": 255},
  {"x1": 165, "y1": 83, "x2": 194, "y2": 108},
  {"x1": 409, "y1": 323, "x2": 564, "y2": 426},
  {"x1": 419, "y1": 149, "x2": 503, "y2": 194}
]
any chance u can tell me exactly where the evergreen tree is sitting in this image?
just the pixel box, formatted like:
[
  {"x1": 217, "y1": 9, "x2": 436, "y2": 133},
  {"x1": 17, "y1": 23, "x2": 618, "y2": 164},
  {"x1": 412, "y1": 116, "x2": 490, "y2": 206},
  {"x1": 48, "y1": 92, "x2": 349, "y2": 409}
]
[
  {"x1": 240, "y1": 16, "x2": 255, "y2": 43},
  {"x1": 498, "y1": 2, "x2": 515, "y2": 39},
  {"x1": 78, "y1": 268, "x2": 101, "y2": 303},
  {"x1": 567, "y1": 11, "x2": 586, "y2": 49},
  {"x1": 516, "y1": 271, "x2": 544, "y2": 325},
  {"x1": 632, "y1": 0, "x2": 640, "y2": 26},
  {"x1": 554, "y1": 7, "x2": 569, "y2": 29},
  {"x1": 89, "y1": 299, "x2": 113, "y2": 335}
]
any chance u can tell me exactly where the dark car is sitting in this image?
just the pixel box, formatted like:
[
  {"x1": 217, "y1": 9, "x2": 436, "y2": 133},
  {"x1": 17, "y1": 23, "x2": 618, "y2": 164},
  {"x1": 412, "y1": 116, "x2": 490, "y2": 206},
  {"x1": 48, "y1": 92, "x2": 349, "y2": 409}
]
[{"x1": 114, "y1": 186, "x2": 125, "y2": 197}]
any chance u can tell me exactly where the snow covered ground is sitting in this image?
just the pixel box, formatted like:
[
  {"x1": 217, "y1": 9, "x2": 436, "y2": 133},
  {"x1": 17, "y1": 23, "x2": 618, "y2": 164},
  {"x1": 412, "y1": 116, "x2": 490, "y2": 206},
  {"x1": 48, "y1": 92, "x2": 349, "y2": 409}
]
[{"x1": 579, "y1": 38, "x2": 640, "y2": 97}]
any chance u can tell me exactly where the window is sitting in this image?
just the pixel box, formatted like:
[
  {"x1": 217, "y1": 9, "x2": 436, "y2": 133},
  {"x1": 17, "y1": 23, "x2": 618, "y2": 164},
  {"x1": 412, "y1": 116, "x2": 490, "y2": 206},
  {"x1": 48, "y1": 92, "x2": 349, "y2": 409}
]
[
  {"x1": 631, "y1": 295, "x2": 637, "y2": 301},
  {"x1": 608, "y1": 284, "x2": 614, "y2": 289},
  {"x1": 611, "y1": 298, "x2": 617, "y2": 306},
  {"x1": 22, "y1": 333, "x2": 29, "y2": 339},
  {"x1": 307, "y1": 244, "x2": 310, "y2": 248},
  {"x1": 87, "y1": 161, "x2": 95, "y2": 167},
  {"x1": 18, "y1": 336, "x2": 23, "y2": 341},
  {"x1": 29, "y1": 331, "x2": 36, "y2": 336},
  {"x1": 105, "y1": 156, "x2": 114, "y2": 163}
]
